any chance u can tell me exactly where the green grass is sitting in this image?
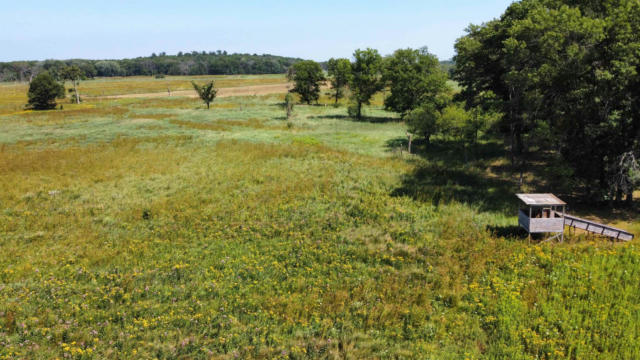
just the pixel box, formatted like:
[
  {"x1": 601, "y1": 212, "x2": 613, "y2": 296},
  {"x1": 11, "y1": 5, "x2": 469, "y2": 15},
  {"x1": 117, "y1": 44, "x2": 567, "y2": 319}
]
[{"x1": 1, "y1": 77, "x2": 639, "y2": 359}]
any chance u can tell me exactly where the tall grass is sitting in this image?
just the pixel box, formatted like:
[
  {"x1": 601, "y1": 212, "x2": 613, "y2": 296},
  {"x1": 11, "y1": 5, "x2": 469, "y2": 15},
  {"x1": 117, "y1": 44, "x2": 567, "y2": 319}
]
[{"x1": 0, "y1": 76, "x2": 639, "y2": 359}]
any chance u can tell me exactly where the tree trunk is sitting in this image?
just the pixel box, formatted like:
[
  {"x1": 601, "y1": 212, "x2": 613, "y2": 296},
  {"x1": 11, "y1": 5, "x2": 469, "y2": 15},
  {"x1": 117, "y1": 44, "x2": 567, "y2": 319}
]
[
  {"x1": 509, "y1": 123, "x2": 516, "y2": 167},
  {"x1": 626, "y1": 188, "x2": 634, "y2": 207},
  {"x1": 73, "y1": 80, "x2": 80, "y2": 104},
  {"x1": 206, "y1": 102, "x2": 210, "y2": 109},
  {"x1": 515, "y1": 129, "x2": 525, "y2": 189},
  {"x1": 464, "y1": 144, "x2": 468, "y2": 163},
  {"x1": 616, "y1": 189, "x2": 623, "y2": 204},
  {"x1": 357, "y1": 102, "x2": 362, "y2": 120}
]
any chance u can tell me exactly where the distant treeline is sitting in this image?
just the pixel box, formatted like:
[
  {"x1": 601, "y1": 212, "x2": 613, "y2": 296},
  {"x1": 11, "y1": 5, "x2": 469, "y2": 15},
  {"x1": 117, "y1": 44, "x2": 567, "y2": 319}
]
[
  {"x1": 1, "y1": 50, "x2": 455, "y2": 82},
  {"x1": 0, "y1": 51, "x2": 304, "y2": 82}
]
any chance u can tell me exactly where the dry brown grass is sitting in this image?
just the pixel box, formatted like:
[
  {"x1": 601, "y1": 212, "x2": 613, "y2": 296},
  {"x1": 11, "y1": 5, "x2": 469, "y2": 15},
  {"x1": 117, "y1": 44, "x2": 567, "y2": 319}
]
[
  {"x1": 0, "y1": 75, "x2": 287, "y2": 115},
  {"x1": 80, "y1": 75, "x2": 287, "y2": 97},
  {"x1": 169, "y1": 119, "x2": 230, "y2": 131}
]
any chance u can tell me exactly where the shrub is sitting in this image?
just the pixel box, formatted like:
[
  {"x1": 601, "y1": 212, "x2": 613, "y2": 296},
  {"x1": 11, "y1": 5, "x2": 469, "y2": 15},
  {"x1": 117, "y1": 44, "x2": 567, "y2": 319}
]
[
  {"x1": 283, "y1": 93, "x2": 295, "y2": 119},
  {"x1": 192, "y1": 81, "x2": 217, "y2": 109},
  {"x1": 27, "y1": 72, "x2": 65, "y2": 110}
]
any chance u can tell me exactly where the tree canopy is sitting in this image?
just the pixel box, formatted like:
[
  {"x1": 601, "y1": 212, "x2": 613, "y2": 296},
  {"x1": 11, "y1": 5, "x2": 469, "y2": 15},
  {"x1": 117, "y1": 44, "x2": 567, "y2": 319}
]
[
  {"x1": 383, "y1": 47, "x2": 448, "y2": 118},
  {"x1": 192, "y1": 81, "x2": 218, "y2": 109},
  {"x1": 60, "y1": 65, "x2": 84, "y2": 104},
  {"x1": 350, "y1": 48, "x2": 383, "y2": 119},
  {"x1": 289, "y1": 60, "x2": 325, "y2": 105},
  {"x1": 0, "y1": 52, "x2": 302, "y2": 81},
  {"x1": 327, "y1": 58, "x2": 352, "y2": 104},
  {"x1": 27, "y1": 71, "x2": 65, "y2": 110},
  {"x1": 454, "y1": 0, "x2": 640, "y2": 202}
]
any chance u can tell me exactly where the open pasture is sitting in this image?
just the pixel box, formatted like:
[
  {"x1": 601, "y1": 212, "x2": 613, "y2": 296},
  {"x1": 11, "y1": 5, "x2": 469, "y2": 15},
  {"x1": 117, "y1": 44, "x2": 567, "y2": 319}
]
[
  {"x1": 0, "y1": 75, "x2": 288, "y2": 116},
  {"x1": 1, "y1": 76, "x2": 640, "y2": 359}
]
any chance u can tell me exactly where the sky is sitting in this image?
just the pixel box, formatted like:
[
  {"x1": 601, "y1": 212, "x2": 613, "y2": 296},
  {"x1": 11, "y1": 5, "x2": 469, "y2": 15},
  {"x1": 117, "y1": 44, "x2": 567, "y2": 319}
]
[{"x1": 0, "y1": 0, "x2": 514, "y2": 62}]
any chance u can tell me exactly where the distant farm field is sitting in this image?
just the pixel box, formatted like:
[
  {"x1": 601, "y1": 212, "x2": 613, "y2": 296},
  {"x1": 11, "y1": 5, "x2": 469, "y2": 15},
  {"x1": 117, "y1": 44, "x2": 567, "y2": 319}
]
[
  {"x1": 0, "y1": 74, "x2": 288, "y2": 116},
  {"x1": 1, "y1": 76, "x2": 639, "y2": 359}
]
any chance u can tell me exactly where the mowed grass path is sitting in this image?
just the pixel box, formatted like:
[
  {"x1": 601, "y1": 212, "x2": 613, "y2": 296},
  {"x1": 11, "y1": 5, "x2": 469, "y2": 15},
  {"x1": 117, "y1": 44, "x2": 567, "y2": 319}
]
[{"x1": 1, "y1": 77, "x2": 640, "y2": 359}]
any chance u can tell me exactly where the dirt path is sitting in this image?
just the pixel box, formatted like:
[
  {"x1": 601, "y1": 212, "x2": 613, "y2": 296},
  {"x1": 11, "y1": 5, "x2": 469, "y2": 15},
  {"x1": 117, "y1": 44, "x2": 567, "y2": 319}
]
[{"x1": 97, "y1": 83, "x2": 294, "y2": 99}]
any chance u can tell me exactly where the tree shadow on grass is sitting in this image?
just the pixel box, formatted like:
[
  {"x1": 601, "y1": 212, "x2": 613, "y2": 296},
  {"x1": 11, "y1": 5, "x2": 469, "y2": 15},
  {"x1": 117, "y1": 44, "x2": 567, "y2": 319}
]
[
  {"x1": 391, "y1": 138, "x2": 520, "y2": 214},
  {"x1": 385, "y1": 137, "x2": 408, "y2": 150},
  {"x1": 309, "y1": 114, "x2": 400, "y2": 124},
  {"x1": 486, "y1": 225, "x2": 528, "y2": 240}
]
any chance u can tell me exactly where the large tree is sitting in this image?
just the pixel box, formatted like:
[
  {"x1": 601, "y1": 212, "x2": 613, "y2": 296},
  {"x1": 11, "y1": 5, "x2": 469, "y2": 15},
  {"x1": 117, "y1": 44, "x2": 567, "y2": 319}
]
[
  {"x1": 27, "y1": 71, "x2": 65, "y2": 110},
  {"x1": 288, "y1": 60, "x2": 325, "y2": 104},
  {"x1": 454, "y1": 0, "x2": 640, "y2": 202},
  {"x1": 350, "y1": 48, "x2": 383, "y2": 119},
  {"x1": 326, "y1": 58, "x2": 351, "y2": 104},
  {"x1": 383, "y1": 47, "x2": 448, "y2": 118}
]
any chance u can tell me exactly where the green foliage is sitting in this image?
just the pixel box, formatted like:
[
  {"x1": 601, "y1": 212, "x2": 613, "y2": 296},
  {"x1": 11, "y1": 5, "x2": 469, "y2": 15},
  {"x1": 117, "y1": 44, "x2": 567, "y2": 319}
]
[
  {"x1": 283, "y1": 92, "x2": 295, "y2": 119},
  {"x1": 438, "y1": 103, "x2": 470, "y2": 138},
  {"x1": 60, "y1": 65, "x2": 83, "y2": 82},
  {"x1": 289, "y1": 60, "x2": 325, "y2": 105},
  {"x1": 26, "y1": 71, "x2": 64, "y2": 110},
  {"x1": 406, "y1": 102, "x2": 440, "y2": 141},
  {"x1": 326, "y1": 58, "x2": 352, "y2": 104},
  {"x1": 95, "y1": 60, "x2": 124, "y2": 77},
  {"x1": 454, "y1": 0, "x2": 640, "y2": 200},
  {"x1": 383, "y1": 47, "x2": 449, "y2": 117},
  {"x1": 192, "y1": 80, "x2": 217, "y2": 109},
  {"x1": 60, "y1": 65, "x2": 84, "y2": 104},
  {"x1": 0, "y1": 52, "x2": 302, "y2": 81},
  {"x1": 350, "y1": 48, "x2": 383, "y2": 119}
]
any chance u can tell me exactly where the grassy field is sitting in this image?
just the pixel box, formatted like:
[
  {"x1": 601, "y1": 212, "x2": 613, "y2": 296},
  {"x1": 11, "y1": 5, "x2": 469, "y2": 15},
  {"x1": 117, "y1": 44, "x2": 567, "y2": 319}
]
[
  {"x1": 0, "y1": 74, "x2": 287, "y2": 116},
  {"x1": 1, "y1": 76, "x2": 639, "y2": 359}
]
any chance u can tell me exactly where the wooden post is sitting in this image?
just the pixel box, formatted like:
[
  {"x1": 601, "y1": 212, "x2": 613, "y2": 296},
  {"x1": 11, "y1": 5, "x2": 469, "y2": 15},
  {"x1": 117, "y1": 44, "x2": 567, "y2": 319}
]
[
  {"x1": 406, "y1": 132, "x2": 413, "y2": 154},
  {"x1": 560, "y1": 205, "x2": 565, "y2": 242},
  {"x1": 528, "y1": 206, "x2": 532, "y2": 243}
]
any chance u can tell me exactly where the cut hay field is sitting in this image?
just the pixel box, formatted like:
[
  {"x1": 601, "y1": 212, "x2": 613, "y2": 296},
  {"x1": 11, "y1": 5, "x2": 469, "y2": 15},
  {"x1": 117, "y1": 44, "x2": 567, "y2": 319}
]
[
  {"x1": 0, "y1": 74, "x2": 288, "y2": 116},
  {"x1": 1, "y1": 76, "x2": 639, "y2": 359}
]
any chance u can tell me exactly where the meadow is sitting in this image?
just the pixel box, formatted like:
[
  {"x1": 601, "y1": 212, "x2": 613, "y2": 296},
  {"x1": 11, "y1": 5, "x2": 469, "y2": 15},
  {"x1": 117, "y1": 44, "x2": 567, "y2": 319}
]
[
  {"x1": 1, "y1": 75, "x2": 639, "y2": 359},
  {"x1": 0, "y1": 75, "x2": 287, "y2": 116}
]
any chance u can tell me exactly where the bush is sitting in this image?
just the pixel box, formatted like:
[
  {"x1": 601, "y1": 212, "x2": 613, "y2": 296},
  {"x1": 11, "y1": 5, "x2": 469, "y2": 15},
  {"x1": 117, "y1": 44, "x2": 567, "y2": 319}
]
[
  {"x1": 282, "y1": 93, "x2": 295, "y2": 119},
  {"x1": 27, "y1": 72, "x2": 65, "y2": 110},
  {"x1": 405, "y1": 103, "x2": 439, "y2": 141}
]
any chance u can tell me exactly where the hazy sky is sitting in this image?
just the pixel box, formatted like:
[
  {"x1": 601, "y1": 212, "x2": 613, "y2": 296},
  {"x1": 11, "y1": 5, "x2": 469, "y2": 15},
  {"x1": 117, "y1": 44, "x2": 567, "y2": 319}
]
[{"x1": 1, "y1": 0, "x2": 513, "y2": 62}]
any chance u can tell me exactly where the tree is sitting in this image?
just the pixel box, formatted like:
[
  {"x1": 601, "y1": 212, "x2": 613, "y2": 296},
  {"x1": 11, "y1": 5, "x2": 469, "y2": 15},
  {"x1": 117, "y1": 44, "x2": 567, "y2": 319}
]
[
  {"x1": 611, "y1": 152, "x2": 640, "y2": 206},
  {"x1": 282, "y1": 93, "x2": 295, "y2": 119},
  {"x1": 454, "y1": 0, "x2": 640, "y2": 201},
  {"x1": 327, "y1": 58, "x2": 351, "y2": 104},
  {"x1": 288, "y1": 60, "x2": 325, "y2": 104},
  {"x1": 95, "y1": 61, "x2": 123, "y2": 77},
  {"x1": 60, "y1": 65, "x2": 84, "y2": 104},
  {"x1": 350, "y1": 48, "x2": 383, "y2": 119},
  {"x1": 405, "y1": 102, "x2": 440, "y2": 143},
  {"x1": 192, "y1": 81, "x2": 217, "y2": 109},
  {"x1": 383, "y1": 48, "x2": 448, "y2": 117},
  {"x1": 27, "y1": 71, "x2": 65, "y2": 110}
]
